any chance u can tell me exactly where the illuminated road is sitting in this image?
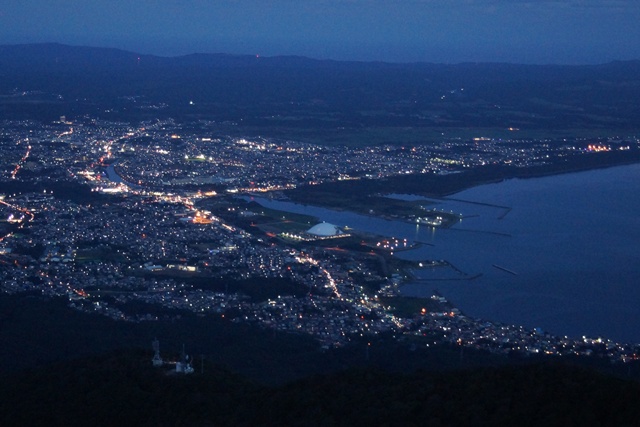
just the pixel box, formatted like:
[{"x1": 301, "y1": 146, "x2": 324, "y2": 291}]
[
  {"x1": 57, "y1": 126, "x2": 74, "y2": 139},
  {"x1": 10, "y1": 139, "x2": 31, "y2": 180}
]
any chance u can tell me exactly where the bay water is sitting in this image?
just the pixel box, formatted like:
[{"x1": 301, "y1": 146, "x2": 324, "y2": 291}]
[{"x1": 251, "y1": 163, "x2": 640, "y2": 343}]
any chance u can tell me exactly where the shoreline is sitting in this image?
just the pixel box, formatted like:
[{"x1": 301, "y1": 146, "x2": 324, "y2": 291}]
[
  {"x1": 284, "y1": 151, "x2": 640, "y2": 210},
  {"x1": 435, "y1": 153, "x2": 640, "y2": 198}
]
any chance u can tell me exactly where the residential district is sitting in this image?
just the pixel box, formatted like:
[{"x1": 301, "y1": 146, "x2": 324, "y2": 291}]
[{"x1": 1, "y1": 116, "x2": 639, "y2": 363}]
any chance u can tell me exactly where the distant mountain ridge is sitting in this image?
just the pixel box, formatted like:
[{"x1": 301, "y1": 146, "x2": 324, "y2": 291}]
[
  {"x1": 3, "y1": 42, "x2": 640, "y2": 67},
  {"x1": 1, "y1": 43, "x2": 640, "y2": 132}
]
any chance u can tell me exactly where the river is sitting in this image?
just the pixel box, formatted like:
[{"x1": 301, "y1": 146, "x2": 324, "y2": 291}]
[{"x1": 249, "y1": 163, "x2": 640, "y2": 344}]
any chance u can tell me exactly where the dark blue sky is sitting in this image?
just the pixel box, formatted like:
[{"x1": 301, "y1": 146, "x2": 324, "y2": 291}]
[{"x1": 2, "y1": 0, "x2": 640, "y2": 64}]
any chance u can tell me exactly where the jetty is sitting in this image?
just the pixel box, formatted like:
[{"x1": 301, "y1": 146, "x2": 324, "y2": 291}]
[{"x1": 492, "y1": 264, "x2": 518, "y2": 275}]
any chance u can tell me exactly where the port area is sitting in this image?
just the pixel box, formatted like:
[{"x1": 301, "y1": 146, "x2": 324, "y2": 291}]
[
  {"x1": 207, "y1": 198, "x2": 484, "y2": 304},
  {"x1": 379, "y1": 291, "x2": 459, "y2": 318},
  {"x1": 201, "y1": 196, "x2": 478, "y2": 296},
  {"x1": 405, "y1": 260, "x2": 483, "y2": 282},
  {"x1": 411, "y1": 208, "x2": 463, "y2": 228}
]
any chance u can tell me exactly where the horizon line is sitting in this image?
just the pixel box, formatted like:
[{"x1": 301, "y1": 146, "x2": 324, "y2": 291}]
[{"x1": 3, "y1": 41, "x2": 639, "y2": 68}]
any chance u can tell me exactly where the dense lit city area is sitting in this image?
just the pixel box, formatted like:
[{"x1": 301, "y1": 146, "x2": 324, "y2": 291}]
[{"x1": 1, "y1": 116, "x2": 639, "y2": 362}]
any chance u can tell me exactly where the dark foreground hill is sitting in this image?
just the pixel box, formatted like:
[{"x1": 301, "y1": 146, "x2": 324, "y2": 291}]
[
  {"x1": 1, "y1": 43, "x2": 640, "y2": 141},
  {"x1": 2, "y1": 295, "x2": 640, "y2": 426},
  {"x1": 1, "y1": 349, "x2": 639, "y2": 427}
]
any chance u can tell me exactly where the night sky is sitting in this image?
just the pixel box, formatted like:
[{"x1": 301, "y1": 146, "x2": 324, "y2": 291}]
[{"x1": 2, "y1": 0, "x2": 640, "y2": 64}]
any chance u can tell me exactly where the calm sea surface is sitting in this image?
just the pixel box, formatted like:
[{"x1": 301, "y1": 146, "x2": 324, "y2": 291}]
[{"x1": 251, "y1": 163, "x2": 640, "y2": 343}]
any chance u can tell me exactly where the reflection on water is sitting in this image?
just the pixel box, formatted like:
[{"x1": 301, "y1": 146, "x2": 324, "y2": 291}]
[{"x1": 251, "y1": 163, "x2": 640, "y2": 343}]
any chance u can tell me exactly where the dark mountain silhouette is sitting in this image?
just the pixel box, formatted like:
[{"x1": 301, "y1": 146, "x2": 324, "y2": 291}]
[
  {"x1": 1, "y1": 43, "x2": 639, "y2": 133},
  {"x1": 1, "y1": 349, "x2": 639, "y2": 427}
]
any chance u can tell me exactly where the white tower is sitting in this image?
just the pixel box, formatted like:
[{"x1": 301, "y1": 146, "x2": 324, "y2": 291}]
[{"x1": 152, "y1": 338, "x2": 163, "y2": 367}]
